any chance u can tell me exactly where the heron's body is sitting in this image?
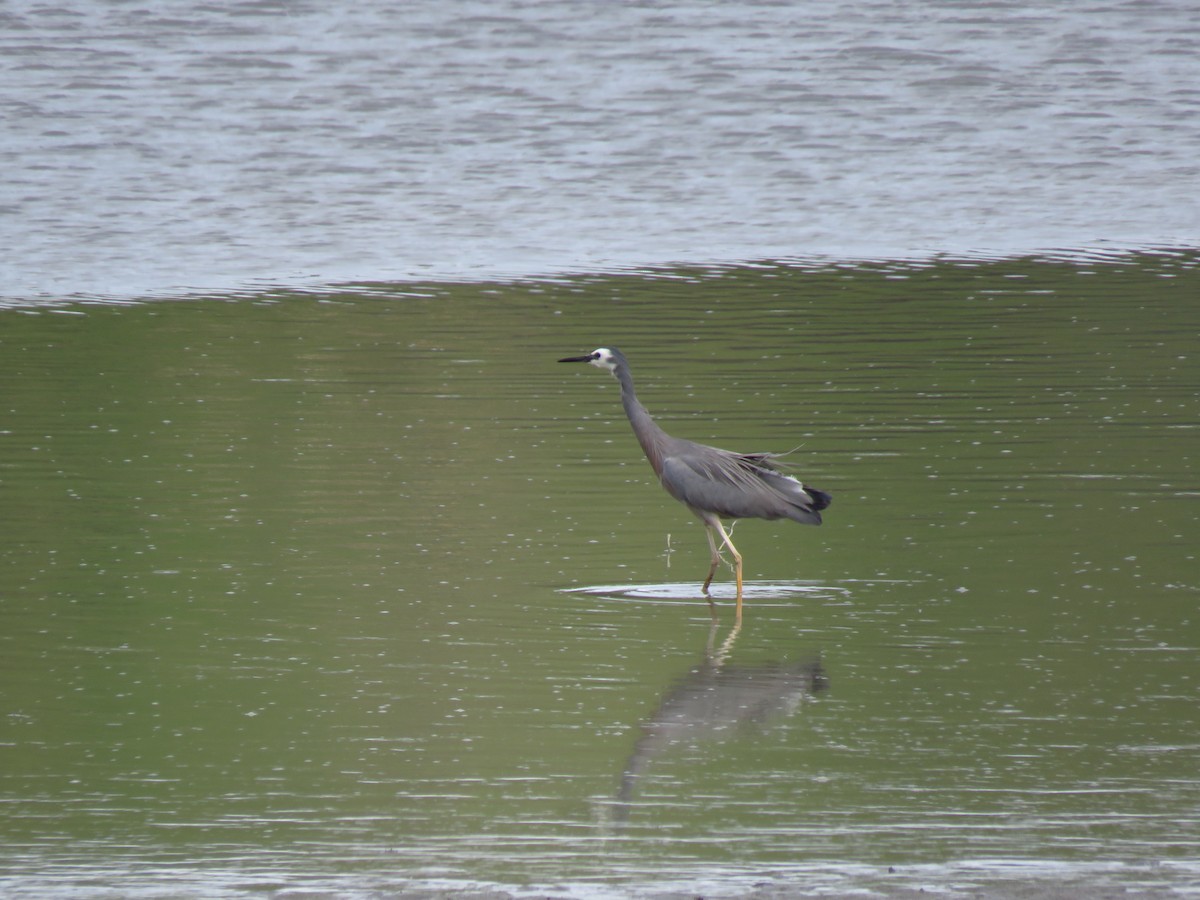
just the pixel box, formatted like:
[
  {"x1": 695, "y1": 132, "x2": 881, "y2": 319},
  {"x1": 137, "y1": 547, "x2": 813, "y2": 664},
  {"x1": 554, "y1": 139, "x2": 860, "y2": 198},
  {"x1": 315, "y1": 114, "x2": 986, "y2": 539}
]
[{"x1": 559, "y1": 347, "x2": 830, "y2": 619}]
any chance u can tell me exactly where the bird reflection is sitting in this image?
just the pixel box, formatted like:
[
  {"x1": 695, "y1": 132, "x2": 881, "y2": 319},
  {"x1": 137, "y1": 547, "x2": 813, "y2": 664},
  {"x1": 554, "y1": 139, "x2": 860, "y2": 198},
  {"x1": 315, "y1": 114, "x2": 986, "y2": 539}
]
[{"x1": 610, "y1": 622, "x2": 827, "y2": 824}]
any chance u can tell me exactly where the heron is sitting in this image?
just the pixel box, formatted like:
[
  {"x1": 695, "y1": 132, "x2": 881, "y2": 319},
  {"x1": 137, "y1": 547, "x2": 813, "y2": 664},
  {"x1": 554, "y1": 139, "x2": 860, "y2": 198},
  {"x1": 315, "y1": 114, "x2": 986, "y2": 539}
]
[{"x1": 558, "y1": 347, "x2": 831, "y2": 619}]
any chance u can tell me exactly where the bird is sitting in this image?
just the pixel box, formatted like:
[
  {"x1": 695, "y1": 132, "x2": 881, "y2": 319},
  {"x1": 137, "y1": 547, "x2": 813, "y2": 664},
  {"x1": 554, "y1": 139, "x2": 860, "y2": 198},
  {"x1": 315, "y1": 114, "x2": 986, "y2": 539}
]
[{"x1": 558, "y1": 347, "x2": 831, "y2": 620}]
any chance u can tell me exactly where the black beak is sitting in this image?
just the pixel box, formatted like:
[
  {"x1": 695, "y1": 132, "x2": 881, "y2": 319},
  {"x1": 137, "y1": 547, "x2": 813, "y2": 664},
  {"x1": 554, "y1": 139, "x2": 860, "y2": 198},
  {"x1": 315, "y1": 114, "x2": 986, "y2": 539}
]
[{"x1": 558, "y1": 354, "x2": 594, "y2": 363}]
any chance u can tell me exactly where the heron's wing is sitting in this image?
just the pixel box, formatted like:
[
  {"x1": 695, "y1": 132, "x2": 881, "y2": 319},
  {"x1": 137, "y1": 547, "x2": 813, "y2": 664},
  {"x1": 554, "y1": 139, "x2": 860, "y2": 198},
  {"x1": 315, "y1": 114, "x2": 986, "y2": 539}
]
[{"x1": 660, "y1": 450, "x2": 824, "y2": 524}]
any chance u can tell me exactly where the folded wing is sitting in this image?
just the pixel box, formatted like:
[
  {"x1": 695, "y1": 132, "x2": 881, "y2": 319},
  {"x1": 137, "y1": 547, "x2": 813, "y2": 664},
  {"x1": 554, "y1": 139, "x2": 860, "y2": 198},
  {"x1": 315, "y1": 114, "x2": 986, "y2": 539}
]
[{"x1": 660, "y1": 449, "x2": 828, "y2": 525}]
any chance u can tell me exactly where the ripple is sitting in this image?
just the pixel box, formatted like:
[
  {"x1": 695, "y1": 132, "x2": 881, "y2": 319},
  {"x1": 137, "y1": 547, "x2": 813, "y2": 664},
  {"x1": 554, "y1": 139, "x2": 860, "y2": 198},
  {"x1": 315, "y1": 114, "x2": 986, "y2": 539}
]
[
  {"x1": 4, "y1": 1, "x2": 1198, "y2": 302},
  {"x1": 561, "y1": 580, "x2": 852, "y2": 607}
]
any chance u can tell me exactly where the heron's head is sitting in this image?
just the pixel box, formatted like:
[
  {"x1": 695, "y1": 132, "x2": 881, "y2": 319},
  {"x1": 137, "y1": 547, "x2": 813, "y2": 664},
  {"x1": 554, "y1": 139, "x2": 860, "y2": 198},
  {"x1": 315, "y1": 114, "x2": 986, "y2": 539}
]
[{"x1": 558, "y1": 347, "x2": 623, "y2": 375}]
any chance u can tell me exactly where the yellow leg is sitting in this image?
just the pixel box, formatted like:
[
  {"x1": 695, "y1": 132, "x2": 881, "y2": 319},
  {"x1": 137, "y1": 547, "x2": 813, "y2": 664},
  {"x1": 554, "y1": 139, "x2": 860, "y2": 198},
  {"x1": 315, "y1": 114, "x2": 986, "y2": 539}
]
[
  {"x1": 701, "y1": 526, "x2": 721, "y2": 618},
  {"x1": 710, "y1": 519, "x2": 744, "y2": 622},
  {"x1": 702, "y1": 526, "x2": 721, "y2": 594}
]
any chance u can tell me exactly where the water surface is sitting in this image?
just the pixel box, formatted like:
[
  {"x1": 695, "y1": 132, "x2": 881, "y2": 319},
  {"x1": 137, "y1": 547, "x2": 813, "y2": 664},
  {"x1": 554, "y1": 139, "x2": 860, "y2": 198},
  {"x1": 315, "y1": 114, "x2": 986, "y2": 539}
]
[
  {"x1": 3, "y1": 1, "x2": 1199, "y2": 303},
  {"x1": 1, "y1": 255, "x2": 1197, "y2": 896}
]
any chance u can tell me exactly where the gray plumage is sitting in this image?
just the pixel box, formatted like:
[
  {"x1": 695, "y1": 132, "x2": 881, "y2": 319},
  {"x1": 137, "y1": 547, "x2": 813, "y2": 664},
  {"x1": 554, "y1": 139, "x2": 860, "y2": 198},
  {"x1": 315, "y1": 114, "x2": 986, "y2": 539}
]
[{"x1": 559, "y1": 347, "x2": 830, "y2": 618}]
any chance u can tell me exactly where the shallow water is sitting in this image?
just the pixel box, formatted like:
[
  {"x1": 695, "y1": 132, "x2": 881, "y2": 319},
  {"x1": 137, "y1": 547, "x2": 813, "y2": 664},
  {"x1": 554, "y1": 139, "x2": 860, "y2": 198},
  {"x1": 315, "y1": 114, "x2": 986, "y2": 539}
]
[
  {"x1": 3, "y1": 0, "x2": 1199, "y2": 303},
  {"x1": 1, "y1": 254, "x2": 1197, "y2": 897}
]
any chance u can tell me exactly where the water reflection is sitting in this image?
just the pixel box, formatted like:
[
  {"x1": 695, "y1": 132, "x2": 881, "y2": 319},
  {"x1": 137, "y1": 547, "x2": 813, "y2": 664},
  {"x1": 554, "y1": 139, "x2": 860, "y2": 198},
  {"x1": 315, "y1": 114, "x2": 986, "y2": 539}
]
[{"x1": 610, "y1": 620, "x2": 827, "y2": 825}]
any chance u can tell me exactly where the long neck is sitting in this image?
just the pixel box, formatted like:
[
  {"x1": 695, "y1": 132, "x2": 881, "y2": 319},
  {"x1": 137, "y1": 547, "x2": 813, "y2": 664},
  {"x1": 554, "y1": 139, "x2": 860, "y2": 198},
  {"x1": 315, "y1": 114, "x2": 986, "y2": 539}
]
[{"x1": 615, "y1": 366, "x2": 669, "y2": 475}]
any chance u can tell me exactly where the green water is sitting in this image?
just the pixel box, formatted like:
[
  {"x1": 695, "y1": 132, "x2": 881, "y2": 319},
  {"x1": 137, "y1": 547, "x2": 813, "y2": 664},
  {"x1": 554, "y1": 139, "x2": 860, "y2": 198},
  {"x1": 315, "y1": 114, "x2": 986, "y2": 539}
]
[{"x1": 1, "y1": 254, "x2": 1197, "y2": 897}]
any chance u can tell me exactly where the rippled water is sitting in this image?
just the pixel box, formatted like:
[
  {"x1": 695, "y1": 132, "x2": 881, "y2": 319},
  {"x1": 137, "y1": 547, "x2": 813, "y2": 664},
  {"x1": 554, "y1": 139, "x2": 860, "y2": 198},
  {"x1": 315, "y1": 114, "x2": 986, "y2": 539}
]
[
  {"x1": 3, "y1": 0, "x2": 1199, "y2": 303},
  {"x1": 1, "y1": 255, "x2": 1197, "y2": 897},
  {"x1": 3, "y1": 1, "x2": 1198, "y2": 895}
]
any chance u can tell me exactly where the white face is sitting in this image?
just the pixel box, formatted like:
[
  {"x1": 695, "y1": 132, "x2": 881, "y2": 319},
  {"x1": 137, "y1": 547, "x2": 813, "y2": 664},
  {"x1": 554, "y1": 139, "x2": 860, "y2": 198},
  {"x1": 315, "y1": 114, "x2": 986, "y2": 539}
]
[{"x1": 589, "y1": 348, "x2": 617, "y2": 371}]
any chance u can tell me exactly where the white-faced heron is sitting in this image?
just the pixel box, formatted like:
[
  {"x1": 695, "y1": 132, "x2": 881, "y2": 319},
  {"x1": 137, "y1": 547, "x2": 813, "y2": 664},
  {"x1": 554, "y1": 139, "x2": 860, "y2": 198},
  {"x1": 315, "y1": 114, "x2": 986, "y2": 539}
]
[{"x1": 559, "y1": 347, "x2": 831, "y2": 619}]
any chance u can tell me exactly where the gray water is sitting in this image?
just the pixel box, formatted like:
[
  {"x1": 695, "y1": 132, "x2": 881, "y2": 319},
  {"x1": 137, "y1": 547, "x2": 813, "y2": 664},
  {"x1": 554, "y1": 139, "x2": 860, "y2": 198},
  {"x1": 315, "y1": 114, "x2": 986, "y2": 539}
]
[{"x1": 3, "y1": 0, "x2": 1200, "y2": 304}]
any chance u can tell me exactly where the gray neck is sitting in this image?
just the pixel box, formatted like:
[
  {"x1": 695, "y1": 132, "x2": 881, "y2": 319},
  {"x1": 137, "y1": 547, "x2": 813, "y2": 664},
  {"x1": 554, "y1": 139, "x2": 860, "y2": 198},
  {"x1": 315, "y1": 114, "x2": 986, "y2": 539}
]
[{"x1": 615, "y1": 365, "x2": 669, "y2": 475}]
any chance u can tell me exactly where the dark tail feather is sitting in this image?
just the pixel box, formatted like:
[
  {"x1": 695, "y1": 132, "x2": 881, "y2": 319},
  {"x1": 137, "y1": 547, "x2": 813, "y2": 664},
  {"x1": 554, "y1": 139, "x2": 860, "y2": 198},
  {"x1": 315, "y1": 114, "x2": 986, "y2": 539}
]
[{"x1": 806, "y1": 486, "x2": 832, "y2": 511}]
